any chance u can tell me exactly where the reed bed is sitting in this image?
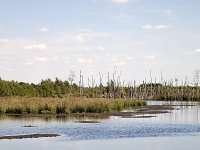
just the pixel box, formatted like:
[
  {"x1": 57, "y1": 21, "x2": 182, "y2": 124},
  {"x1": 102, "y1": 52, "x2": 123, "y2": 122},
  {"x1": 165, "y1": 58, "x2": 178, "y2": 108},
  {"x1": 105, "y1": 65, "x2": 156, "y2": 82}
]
[{"x1": 0, "y1": 97, "x2": 146, "y2": 115}]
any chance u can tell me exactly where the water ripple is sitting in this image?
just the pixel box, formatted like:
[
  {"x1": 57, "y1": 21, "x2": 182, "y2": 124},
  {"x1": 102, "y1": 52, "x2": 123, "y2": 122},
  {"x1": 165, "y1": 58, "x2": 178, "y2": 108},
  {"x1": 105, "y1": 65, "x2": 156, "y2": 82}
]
[{"x1": 1, "y1": 122, "x2": 200, "y2": 140}]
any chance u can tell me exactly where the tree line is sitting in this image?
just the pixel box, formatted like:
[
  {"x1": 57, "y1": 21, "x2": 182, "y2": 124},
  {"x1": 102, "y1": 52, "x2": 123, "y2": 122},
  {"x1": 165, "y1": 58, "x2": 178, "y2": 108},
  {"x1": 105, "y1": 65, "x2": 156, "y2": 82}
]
[
  {"x1": 0, "y1": 77, "x2": 77, "y2": 98},
  {"x1": 0, "y1": 69, "x2": 200, "y2": 101}
]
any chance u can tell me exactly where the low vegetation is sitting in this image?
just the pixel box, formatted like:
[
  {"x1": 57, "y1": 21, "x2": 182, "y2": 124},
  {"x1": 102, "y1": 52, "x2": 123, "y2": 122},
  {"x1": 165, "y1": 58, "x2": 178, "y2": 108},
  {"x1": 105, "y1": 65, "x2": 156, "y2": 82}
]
[{"x1": 0, "y1": 97, "x2": 146, "y2": 115}]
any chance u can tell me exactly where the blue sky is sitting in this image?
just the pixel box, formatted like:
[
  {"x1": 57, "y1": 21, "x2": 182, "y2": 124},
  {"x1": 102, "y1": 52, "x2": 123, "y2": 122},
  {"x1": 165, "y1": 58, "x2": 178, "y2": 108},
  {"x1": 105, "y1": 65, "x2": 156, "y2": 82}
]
[{"x1": 0, "y1": 0, "x2": 200, "y2": 84}]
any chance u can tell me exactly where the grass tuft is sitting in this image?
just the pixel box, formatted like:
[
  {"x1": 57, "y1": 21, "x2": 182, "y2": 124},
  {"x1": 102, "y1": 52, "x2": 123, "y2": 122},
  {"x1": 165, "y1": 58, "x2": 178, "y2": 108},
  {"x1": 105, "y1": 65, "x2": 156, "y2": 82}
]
[{"x1": 0, "y1": 97, "x2": 146, "y2": 115}]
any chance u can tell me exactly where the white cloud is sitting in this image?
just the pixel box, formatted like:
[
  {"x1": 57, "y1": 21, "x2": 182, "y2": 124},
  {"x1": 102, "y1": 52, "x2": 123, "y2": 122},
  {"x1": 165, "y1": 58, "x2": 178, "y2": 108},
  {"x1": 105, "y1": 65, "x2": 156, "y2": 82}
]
[
  {"x1": 97, "y1": 46, "x2": 105, "y2": 51},
  {"x1": 0, "y1": 65, "x2": 12, "y2": 71},
  {"x1": 84, "y1": 48, "x2": 91, "y2": 51},
  {"x1": 113, "y1": 61, "x2": 127, "y2": 66},
  {"x1": 78, "y1": 58, "x2": 93, "y2": 64},
  {"x1": 195, "y1": 49, "x2": 200, "y2": 53},
  {"x1": 112, "y1": 57, "x2": 127, "y2": 66},
  {"x1": 83, "y1": 46, "x2": 105, "y2": 52},
  {"x1": 34, "y1": 57, "x2": 48, "y2": 62},
  {"x1": 0, "y1": 39, "x2": 8, "y2": 43},
  {"x1": 24, "y1": 44, "x2": 47, "y2": 50},
  {"x1": 143, "y1": 55, "x2": 156, "y2": 60},
  {"x1": 23, "y1": 61, "x2": 33, "y2": 65},
  {"x1": 60, "y1": 31, "x2": 109, "y2": 44},
  {"x1": 25, "y1": 56, "x2": 59, "y2": 64},
  {"x1": 52, "y1": 57, "x2": 59, "y2": 60},
  {"x1": 110, "y1": 0, "x2": 130, "y2": 4},
  {"x1": 112, "y1": 57, "x2": 118, "y2": 62},
  {"x1": 71, "y1": 35, "x2": 85, "y2": 42},
  {"x1": 39, "y1": 27, "x2": 50, "y2": 32},
  {"x1": 142, "y1": 24, "x2": 172, "y2": 30},
  {"x1": 126, "y1": 56, "x2": 133, "y2": 60},
  {"x1": 138, "y1": 7, "x2": 173, "y2": 16}
]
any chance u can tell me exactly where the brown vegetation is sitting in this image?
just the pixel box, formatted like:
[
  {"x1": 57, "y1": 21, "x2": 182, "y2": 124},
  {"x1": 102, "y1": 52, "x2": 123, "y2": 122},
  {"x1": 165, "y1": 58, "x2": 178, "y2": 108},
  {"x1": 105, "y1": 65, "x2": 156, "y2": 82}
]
[{"x1": 0, "y1": 97, "x2": 146, "y2": 115}]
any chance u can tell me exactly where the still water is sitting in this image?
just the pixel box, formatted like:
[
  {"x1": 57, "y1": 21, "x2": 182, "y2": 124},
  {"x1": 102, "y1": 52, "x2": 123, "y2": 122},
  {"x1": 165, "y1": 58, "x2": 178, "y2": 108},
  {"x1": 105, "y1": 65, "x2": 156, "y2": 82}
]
[{"x1": 0, "y1": 101, "x2": 200, "y2": 150}]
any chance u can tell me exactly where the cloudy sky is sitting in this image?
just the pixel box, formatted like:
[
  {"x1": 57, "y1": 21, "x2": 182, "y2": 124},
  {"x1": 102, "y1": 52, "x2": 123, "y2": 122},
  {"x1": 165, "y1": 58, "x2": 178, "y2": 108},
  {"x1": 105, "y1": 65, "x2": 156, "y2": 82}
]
[{"x1": 0, "y1": 0, "x2": 200, "y2": 84}]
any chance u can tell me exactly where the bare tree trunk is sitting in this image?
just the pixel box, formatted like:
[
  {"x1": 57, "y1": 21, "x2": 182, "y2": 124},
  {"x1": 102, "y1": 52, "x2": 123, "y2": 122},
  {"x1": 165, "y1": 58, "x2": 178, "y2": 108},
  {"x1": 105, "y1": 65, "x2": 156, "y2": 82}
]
[
  {"x1": 150, "y1": 70, "x2": 153, "y2": 99},
  {"x1": 99, "y1": 72, "x2": 103, "y2": 98},
  {"x1": 107, "y1": 72, "x2": 110, "y2": 98},
  {"x1": 134, "y1": 78, "x2": 136, "y2": 99},
  {"x1": 82, "y1": 75, "x2": 84, "y2": 97},
  {"x1": 79, "y1": 71, "x2": 82, "y2": 97},
  {"x1": 92, "y1": 75, "x2": 95, "y2": 98}
]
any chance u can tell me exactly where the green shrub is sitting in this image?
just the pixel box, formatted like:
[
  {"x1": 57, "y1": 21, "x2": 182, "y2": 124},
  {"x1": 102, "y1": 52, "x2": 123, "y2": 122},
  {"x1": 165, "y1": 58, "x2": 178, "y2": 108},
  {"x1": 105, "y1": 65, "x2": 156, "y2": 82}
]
[
  {"x1": 112, "y1": 102, "x2": 123, "y2": 112},
  {"x1": 24, "y1": 105, "x2": 37, "y2": 114},
  {"x1": 56, "y1": 105, "x2": 66, "y2": 114},
  {"x1": 86, "y1": 105, "x2": 95, "y2": 113},
  {"x1": 70, "y1": 105, "x2": 85, "y2": 113},
  {"x1": 95, "y1": 104, "x2": 110, "y2": 113},
  {"x1": 0, "y1": 107, "x2": 2, "y2": 113},
  {"x1": 38, "y1": 104, "x2": 54, "y2": 114},
  {"x1": 5, "y1": 106, "x2": 23, "y2": 114},
  {"x1": 40, "y1": 110, "x2": 52, "y2": 114}
]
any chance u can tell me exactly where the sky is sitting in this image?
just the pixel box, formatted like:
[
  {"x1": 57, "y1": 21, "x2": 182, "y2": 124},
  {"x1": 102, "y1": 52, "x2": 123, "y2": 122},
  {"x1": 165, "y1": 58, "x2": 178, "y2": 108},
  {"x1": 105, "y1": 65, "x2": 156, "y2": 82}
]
[{"x1": 0, "y1": 0, "x2": 200, "y2": 84}]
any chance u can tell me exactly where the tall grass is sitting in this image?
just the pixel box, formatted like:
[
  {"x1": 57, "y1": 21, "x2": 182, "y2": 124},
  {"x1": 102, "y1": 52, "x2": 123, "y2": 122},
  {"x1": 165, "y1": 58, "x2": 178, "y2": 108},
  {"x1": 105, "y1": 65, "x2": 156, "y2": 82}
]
[{"x1": 0, "y1": 97, "x2": 146, "y2": 114}]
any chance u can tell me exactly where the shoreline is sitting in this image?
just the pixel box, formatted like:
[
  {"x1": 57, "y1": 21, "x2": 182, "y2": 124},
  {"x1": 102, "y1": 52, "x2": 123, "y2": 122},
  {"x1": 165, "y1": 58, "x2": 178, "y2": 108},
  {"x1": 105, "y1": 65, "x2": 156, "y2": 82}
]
[
  {"x1": 0, "y1": 104, "x2": 189, "y2": 118},
  {"x1": 0, "y1": 134, "x2": 60, "y2": 140},
  {"x1": 0, "y1": 103, "x2": 197, "y2": 140}
]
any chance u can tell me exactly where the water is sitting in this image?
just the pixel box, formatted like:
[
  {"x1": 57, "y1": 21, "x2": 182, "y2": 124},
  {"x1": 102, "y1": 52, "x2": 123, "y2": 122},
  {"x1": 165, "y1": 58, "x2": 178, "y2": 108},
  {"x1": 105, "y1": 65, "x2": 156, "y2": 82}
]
[{"x1": 0, "y1": 101, "x2": 200, "y2": 150}]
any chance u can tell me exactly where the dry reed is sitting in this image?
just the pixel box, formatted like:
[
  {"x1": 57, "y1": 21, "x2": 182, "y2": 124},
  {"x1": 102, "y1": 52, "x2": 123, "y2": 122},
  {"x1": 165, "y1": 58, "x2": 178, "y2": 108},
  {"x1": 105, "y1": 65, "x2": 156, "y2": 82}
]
[{"x1": 0, "y1": 97, "x2": 146, "y2": 114}]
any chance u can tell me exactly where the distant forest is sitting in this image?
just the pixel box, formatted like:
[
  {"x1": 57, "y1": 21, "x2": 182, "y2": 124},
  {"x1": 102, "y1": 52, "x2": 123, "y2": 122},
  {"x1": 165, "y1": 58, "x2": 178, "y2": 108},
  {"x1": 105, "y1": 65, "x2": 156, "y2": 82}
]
[{"x1": 0, "y1": 70, "x2": 200, "y2": 101}]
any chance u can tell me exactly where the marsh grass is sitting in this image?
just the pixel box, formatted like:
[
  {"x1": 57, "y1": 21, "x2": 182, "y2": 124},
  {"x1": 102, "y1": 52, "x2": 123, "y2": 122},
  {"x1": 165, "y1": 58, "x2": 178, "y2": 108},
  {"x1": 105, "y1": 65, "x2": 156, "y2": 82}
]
[
  {"x1": 0, "y1": 97, "x2": 146, "y2": 114},
  {"x1": 0, "y1": 106, "x2": 2, "y2": 113}
]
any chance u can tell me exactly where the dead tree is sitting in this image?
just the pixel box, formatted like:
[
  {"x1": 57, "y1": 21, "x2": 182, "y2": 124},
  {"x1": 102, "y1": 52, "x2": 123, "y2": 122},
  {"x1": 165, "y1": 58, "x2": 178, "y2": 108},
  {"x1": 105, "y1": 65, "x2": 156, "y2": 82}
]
[
  {"x1": 79, "y1": 71, "x2": 83, "y2": 97},
  {"x1": 112, "y1": 67, "x2": 117, "y2": 98},
  {"x1": 92, "y1": 75, "x2": 95, "y2": 98},
  {"x1": 99, "y1": 72, "x2": 103, "y2": 98},
  {"x1": 68, "y1": 71, "x2": 76, "y2": 97},
  {"x1": 107, "y1": 72, "x2": 110, "y2": 98}
]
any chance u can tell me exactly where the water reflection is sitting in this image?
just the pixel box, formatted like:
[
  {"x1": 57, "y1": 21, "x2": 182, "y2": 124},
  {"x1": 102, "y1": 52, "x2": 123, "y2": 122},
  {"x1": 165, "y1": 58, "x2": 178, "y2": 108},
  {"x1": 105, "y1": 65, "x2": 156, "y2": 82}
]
[
  {"x1": 0, "y1": 114, "x2": 109, "y2": 123},
  {"x1": 144, "y1": 101, "x2": 200, "y2": 124},
  {"x1": 1, "y1": 101, "x2": 200, "y2": 150},
  {"x1": 0, "y1": 101, "x2": 200, "y2": 140}
]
